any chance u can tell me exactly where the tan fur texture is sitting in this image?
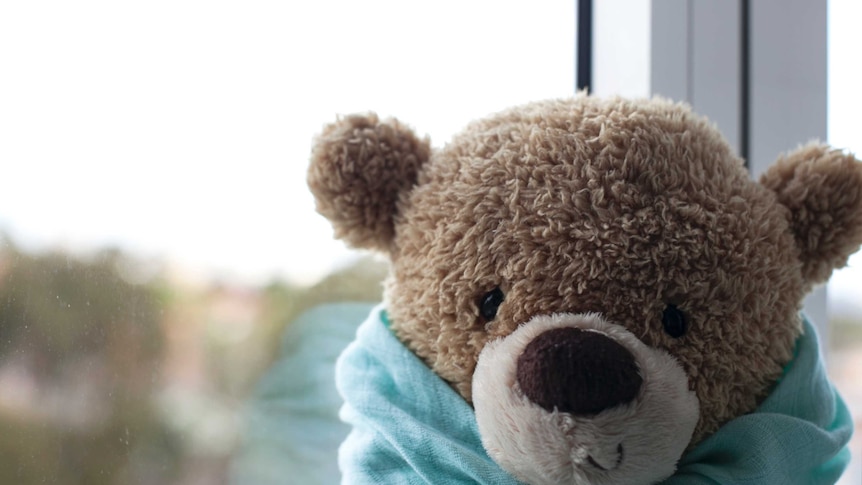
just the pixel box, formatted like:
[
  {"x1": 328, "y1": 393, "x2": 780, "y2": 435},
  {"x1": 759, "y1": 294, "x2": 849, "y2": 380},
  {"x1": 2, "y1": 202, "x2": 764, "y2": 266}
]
[
  {"x1": 309, "y1": 96, "x2": 862, "y2": 445},
  {"x1": 307, "y1": 113, "x2": 430, "y2": 253},
  {"x1": 760, "y1": 144, "x2": 862, "y2": 289}
]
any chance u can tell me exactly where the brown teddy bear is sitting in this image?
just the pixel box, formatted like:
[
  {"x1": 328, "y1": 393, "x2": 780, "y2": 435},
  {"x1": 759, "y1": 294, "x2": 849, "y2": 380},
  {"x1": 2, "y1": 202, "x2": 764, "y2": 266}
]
[{"x1": 308, "y1": 96, "x2": 862, "y2": 484}]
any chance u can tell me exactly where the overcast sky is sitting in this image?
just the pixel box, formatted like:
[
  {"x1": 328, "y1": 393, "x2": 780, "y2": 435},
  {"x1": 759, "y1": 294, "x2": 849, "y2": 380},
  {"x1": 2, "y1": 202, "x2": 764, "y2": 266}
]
[
  {"x1": 0, "y1": 1, "x2": 859, "y2": 299},
  {"x1": 0, "y1": 1, "x2": 575, "y2": 285}
]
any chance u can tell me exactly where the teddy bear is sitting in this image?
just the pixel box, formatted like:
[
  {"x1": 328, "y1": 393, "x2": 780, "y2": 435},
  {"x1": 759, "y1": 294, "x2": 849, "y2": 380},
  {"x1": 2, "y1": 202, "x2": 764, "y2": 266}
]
[{"x1": 307, "y1": 96, "x2": 862, "y2": 484}]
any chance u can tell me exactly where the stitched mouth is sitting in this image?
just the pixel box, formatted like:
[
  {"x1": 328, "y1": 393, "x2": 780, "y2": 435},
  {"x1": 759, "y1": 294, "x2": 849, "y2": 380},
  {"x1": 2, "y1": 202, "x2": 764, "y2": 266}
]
[{"x1": 587, "y1": 443, "x2": 624, "y2": 471}]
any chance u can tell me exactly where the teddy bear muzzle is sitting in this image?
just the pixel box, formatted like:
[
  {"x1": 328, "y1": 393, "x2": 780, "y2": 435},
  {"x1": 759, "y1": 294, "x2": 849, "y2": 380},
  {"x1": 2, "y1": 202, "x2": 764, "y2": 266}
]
[{"x1": 472, "y1": 313, "x2": 700, "y2": 485}]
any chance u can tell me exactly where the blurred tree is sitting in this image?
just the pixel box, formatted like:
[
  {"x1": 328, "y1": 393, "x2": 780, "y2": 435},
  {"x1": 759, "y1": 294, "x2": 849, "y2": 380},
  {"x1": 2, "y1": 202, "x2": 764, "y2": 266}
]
[
  {"x1": 0, "y1": 248, "x2": 163, "y2": 377},
  {"x1": 0, "y1": 239, "x2": 391, "y2": 484},
  {"x1": 0, "y1": 243, "x2": 180, "y2": 485}
]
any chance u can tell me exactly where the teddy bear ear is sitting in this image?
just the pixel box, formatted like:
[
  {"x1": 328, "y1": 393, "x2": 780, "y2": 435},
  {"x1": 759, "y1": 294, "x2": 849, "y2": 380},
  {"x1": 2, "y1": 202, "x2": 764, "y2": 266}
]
[
  {"x1": 759, "y1": 143, "x2": 862, "y2": 287},
  {"x1": 307, "y1": 113, "x2": 430, "y2": 254}
]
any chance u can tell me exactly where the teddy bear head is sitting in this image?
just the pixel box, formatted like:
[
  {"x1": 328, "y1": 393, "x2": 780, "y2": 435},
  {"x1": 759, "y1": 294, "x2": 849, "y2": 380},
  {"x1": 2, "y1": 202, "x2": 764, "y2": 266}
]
[{"x1": 308, "y1": 97, "x2": 862, "y2": 484}]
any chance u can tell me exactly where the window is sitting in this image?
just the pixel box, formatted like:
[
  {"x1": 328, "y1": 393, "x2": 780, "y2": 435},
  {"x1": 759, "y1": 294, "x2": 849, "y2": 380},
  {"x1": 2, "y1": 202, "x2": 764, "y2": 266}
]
[{"x1": 0, "y1": 2, "x2": 574, "y2": 483}]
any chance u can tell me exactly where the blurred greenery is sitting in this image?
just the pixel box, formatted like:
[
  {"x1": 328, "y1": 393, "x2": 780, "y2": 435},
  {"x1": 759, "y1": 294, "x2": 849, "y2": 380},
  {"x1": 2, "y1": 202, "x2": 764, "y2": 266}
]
[
  {"x1": 830, "y1": 316, "x2": 862, "y2": 350},
  {"x1": 0, "y1": 232, "x2": 860, "y2": 485},
  {"x1": 0, "y1": 235, "x2": 387, "y2": 485},
  {"x1": 0, "y1": 247, "x2": 163, "y2": 379},
  {"x1": 0, "y1": 242, "x2": 180, "y2": 485}
]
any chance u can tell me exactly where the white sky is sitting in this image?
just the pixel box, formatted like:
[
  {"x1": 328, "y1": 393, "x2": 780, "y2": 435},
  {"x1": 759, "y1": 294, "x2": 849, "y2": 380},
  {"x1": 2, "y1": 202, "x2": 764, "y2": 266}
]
[{"x1": 0, "y1": 1, "x2": 859, "y2": 300}]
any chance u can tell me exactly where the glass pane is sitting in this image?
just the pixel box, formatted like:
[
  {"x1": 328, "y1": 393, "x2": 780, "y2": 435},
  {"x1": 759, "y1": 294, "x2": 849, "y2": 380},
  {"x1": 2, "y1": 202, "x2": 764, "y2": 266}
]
[
  {"x1": 0, "y1": 2, "x2": 574, "y2": 484},
  {"x1": 828, "y1": 1, "x2": 862, "y2": 484}
]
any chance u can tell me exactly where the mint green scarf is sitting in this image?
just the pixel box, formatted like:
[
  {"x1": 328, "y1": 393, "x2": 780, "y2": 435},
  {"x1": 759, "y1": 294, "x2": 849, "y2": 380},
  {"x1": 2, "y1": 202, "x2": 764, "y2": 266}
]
[
  {"x1": 336, "y1": 305, "x2": 852, "y2": 484},
  {"x1": 667, "y1": 315, "x2": 853, "y2": 484}
]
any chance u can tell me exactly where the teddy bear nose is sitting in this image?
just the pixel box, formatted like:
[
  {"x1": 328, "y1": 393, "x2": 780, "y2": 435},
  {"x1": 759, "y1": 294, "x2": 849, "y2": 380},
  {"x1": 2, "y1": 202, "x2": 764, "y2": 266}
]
[{"x1": 516, "y1": 327, "x2": 642, "y2": 415}]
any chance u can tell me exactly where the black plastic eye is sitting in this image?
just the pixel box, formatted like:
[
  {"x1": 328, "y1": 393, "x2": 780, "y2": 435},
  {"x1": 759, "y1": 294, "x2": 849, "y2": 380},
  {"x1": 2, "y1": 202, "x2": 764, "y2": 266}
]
[
  {"x1": 479, "y1": 287, "x2": 505, "y2": 321},
  {"x1": 662, "y1": 304, "x2": 687, "y2": 338}
]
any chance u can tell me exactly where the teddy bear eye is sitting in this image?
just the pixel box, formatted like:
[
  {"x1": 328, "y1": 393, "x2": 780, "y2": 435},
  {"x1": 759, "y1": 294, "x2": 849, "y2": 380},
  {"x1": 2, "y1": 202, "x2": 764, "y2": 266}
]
[
  {"x1": 479, "y1": 287, "x2": 505, "y2": 321},
  {"x1": 661, "y1": 304, "x2": 687, "y2": 338}
]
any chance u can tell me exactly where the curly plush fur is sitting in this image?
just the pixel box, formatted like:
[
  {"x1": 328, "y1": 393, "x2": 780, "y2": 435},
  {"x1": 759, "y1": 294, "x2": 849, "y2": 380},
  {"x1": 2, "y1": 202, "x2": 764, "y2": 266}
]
[
  {"x1": 308, "y1": 113, "x2": 430, "y2": 253},
  {"x1": 309, "y1": 96, "x2": 862, "y2": 457}
]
